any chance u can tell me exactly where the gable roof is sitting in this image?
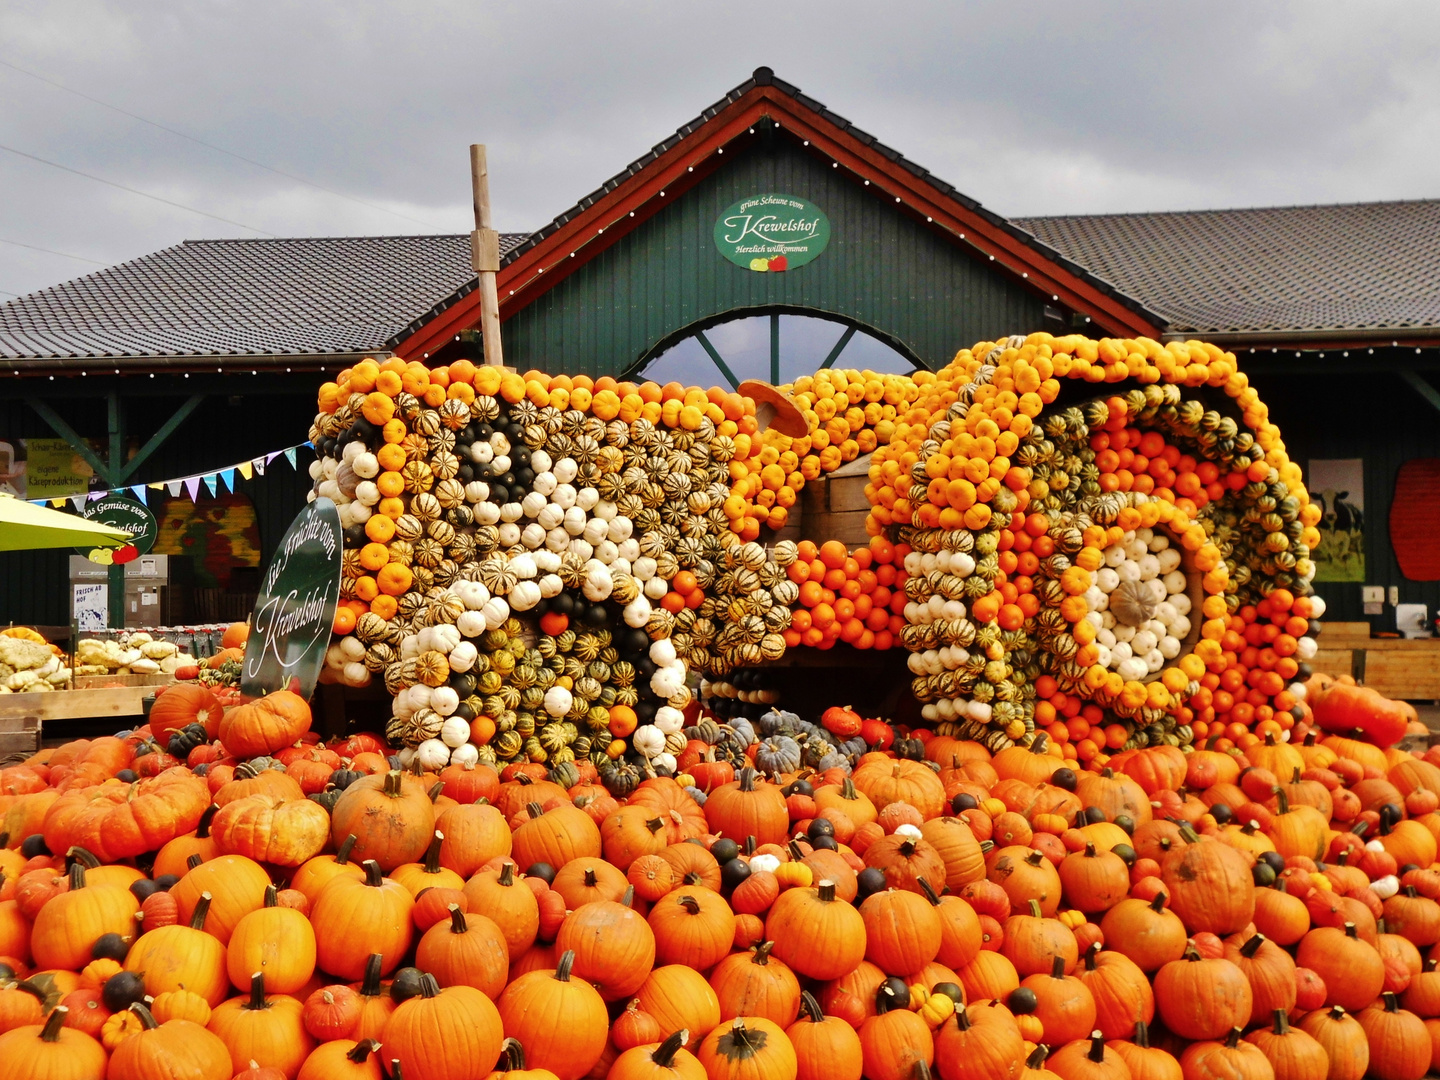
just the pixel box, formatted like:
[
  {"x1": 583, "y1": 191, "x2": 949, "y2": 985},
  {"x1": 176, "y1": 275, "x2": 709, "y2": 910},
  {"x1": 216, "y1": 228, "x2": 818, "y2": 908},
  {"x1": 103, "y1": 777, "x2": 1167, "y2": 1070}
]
[
  {"x1": 0, "y1": 233, "x2": 526, "y2": 368},
  {"x1": 1016, "y1": 200, "x2": 1440, "y2": 342},
  {"x1": 389, "y1": 67, "x2": 1168, "y2": 359}
]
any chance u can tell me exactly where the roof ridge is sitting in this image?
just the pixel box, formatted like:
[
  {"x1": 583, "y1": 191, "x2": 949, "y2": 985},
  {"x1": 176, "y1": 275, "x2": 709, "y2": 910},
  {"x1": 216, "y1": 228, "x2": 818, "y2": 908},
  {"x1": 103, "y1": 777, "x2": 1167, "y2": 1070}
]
[
  {"x1": 1015, "y1": 195, "x2": 1440, "y2": 222},
  {"x1": 178, "y1": 233, "x2": 528, "y2": 244}
]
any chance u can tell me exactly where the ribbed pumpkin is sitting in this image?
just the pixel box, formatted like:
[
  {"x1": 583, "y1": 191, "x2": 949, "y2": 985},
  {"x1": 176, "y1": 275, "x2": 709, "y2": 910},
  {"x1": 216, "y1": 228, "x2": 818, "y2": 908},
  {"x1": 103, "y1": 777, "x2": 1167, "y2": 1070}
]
[
  {"x1": 766, "y1": 880, "x2": 866, "y2": 981},
  {"x1": 415, "y1": 903, "x2": 509, "y2": 998},
  {"x1": 1079, "y1": 946, "x2": 1154, "y2": 1041},
  {"x1": 206, "y1": 972, "x2": 315, "y2": 1080},
  {"x1": 1112, "y1": 1020, "x2": 1181, "y2": 1080},
  {"x1": 125, "y1": 891, "x2": 231, "y2": 1006},
  {"x1": 226, "y1": 885, "x2": 318, "y2": 996},
  {"x1": 918, "y1": 878, "x2": 983, "y2": 971},
  {"x1": 1355, "y1": 992, "x2": 1429, "y2": 1080},
  {"x1": 1295, "y1": 923, "x2": 1384, "y2": 1012},
  {"x1": 648, "y1": 887, "x2": 735, "y2": 971},
  {"x1": 29, "y1": 862, "x2": 139, "y2": 972},
  {"x1": 171, "y1": 853, "x2": 271, "y2": 946},
  {"x1": 435, "y1": 803, "x2": 512, "y2": 878},
  {"x1": 555, "y1": 889, "x2": 655, "y2": 1001},
  {"x1": 462, "y1": 861, "x2": 539, "y2": 957},
  {"x1": 496, "y1": 951, "x2": 609, "y2": 1080},
  {"x1": 607, "y1": 1029, "x2": 707, "y2": 1080},
  {"x1": 697, "y1": 1016, "x2": 798, "y2": 1080},
  {"x1": 511, "y1": 801, "x2": 603, "y2": 871},
  {"x1": 1159, "y1": 837, "x2": 1255, "y2": 936},
  {"x1": 860, "y1": 888, "x2": 942, "y2": 977},
  {"x1": 933, "y1": 1002, "x2": 1025, "y2": 1080},
  {"x1": 858, "y1": 985, "x2": 934, "y2": 1080},
  {"x1": 1098, "y1": 893, "x2": 1186, "y2": 973},
  {"x1": 1296, "y1": 1006, "x2": 1369, "y2": 1080},
  {"x1": 704, "y1": 769, "x2": 790, "y2": 848},
  {"x1": 329, "y1": 771, "x2": 435, "y2": 872},
  {"x1": 107, "y1": 1005, "x2": 232, "y2": 1080},
  {"x1": 787, "y1": 991, "x2": 863, "y2": 1080},
  {"x1": 381, "y1": 974, "x2": 504, "y2": 1080},
  {"x1": 0, "y1": 1007, "x2": 108, "y2": 1080},
  {"x1": 1244, "y1": 1009, "x2": 1328, "y2": 1080},
  {"x1": 149, "y1": 683, "x2": 224, "y2": 741},
  {"x1": 1153, "y1": 946, "x2": 1253, "y2": 1040},
  {"x1": 708, "y1": 942, "x2": 801, "y2": 1027},
  {"x1": 636, "y1": 966, "x2": 721, "y2": 1052},
  {"x1": 918, "y1": 816, "x2": 986, "y2": 892},
  {"x1": 311, "y1": 860, "x2": 414, "y2": 980}
]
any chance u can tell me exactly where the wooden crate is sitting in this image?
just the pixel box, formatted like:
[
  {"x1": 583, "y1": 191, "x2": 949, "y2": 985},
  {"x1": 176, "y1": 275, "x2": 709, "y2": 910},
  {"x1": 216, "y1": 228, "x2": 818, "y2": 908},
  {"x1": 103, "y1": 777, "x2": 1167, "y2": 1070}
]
[
  {"x1": 0, "y1": 713, "x2": 40, "y2": 758},
  {"x1": 796, "y1": 453, "x2": 872, "y2": 546},
  {"x1": 72, "y1": 673, "x2": 175, "y2": 690},
  {"x1": 1358, "y1": 642, "x2": 1440, "y2": 701},
  {"x1": 1311, "y1": 649, "x2": 1358, "y2": 680},
  {"x1": 0, "y1": 685, "x2": 154, "y2": 728}
]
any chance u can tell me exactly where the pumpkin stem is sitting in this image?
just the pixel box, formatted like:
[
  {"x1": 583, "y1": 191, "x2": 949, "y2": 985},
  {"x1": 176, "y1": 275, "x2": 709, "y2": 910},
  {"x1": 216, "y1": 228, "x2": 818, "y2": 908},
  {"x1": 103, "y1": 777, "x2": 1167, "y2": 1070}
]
[
  {"x1": 194, "y1": 804, "x2": 217, "y2": 839},
  {"x1": 1032, "y1": 732, "x2": 1049, "y2": 755},
  {"x1": 583, "y1": 868, "x2": 598, "y2": 888},
  {"x1": 129, "y1": 1002, "x2": 160, "y2": 1030},
  {"x1": 1025, "y1": 1045, "x2": 1050, "y2": 1070},
  {"x1": 1223, "y1": 1028, "x2": 1242, "y2": 1049},
  {"x1": 553, "y1": 950, "x2": 576, "y2": 982},
  {"x1": 1239, "y1": 933, "x2": 1266, "y2": 958},
  {"x1": 1407, "y1": 885, "x2": 1421, "y2": 899},
  {"x1": 360, "y1": 954, "x2": 384, "y2": 997},
  {"x1": 361, "y1": 860, "x2": 385, "y2": 887},
  {"x1": 526, "y1": 802, "x2": 545, "y2": 819},
  {"x1": 335, "y1": 834, "x2": 358, "y2": 865},
  {"x1": 744, "y1": 836, "x2": 757, "y2": 856},
  {"x1": 1024, "y1": 851, "x2": 1045, "y2": 867},
  {"x1": 426, "y1": 781, "x2": 445, "y2": 804},
  {"x1": 752, "y1": 941, "x2": 774, "y2": 965},
  {"x1": 652, "y1": 1030, "x2": 688, "y2": 1067},
  {"x1": 1343, "y1": 921, "x2": 1358, "y2": 940},
  {"x1": 917, "y1": 877, "x2": 941, "y2": 906},
  {"x1": 67, "y1": 861, "x2": 86, "y2": 891},
  {"x1": 1051, "y1": 955, "x2": 1065, "y2": 979},
  {"x1": 1149, "y1": 892, "x2": 1167, "y2": 913},
  {"x1": 1182, "y1": 944, "x2": 1202, "y2": 962},
  {"x1": 382, "y1": 770, "x2": 403, "y2": 798},
  {"x1": 498, "y1": 862, "x2": 515, "y2": 886},
  {"x1": 645, "y1": 817, "x2": 664, "y2": 835},
  {"x1": 1383, "y1": 991, "x2": 1400, "y2": 1013},
  {"x1": 187, "y1": 853, "x2": 203, "y2": 871},
  {"x1": 497, "y1": 1038, "x2": 526, "y2": 1070},
  {"x1": 738, "y1": 767, "x2": 757, "y2": 792},
  {"x1": 263, "y1": 884, "x2": 278, "y2": 909},
  {"x1": 1086, "y1": 1031, "x2": 1105, "y2": 1063},
  {"x1": 684, "y1": 871, "x2": 703, "y2": 885},
  {"x1": 817, "y1": 879, "x2": 837, "y2": 902},
  {"x1": 38, "y1": 1006, "x2": 67, "y2": 1042},
  {"x1": 1178, "y1": 823, "x2": 1200, "y2": 844},
  {"x1": 390, "y1": 1061, "x2": 403, "y2": 1080},
  {"x1": 799, "y1": 991, "x2": 826, "y2": 1023},
  {"x1": 1426, "y1": 958, "x2": 1437, "y2": 973},
  {"x1": 1084, "y1": 942, "x2": 1100, "y2": 971},
  {"x1": 899, "y1": 840, "x2": 917, "y2": 856},
  {"x1": 912, "y1": 1064, "x2": 932, "y2": 1080},
  {"x1": 676, "y1": 895, "x2": 702, "y2": 915},
  {"x1": 621, "y1": 885, "x2": 635, "y2": 909},
  {"x1": 1291, "y1": 767, "x2": 1302, "y2": 783},
  {"x1": 245, "y1": 972, "x2": 268, "y2": 1010},
  {"x1": 346, "y1": 1040, "x2": 380, "y2": 1065},
  {"x1": 423, "y1": 831, "x2": 444, "y2": 872},
  {"x1": 66, "y1": 846, "x2": 101, "y2": 869},
  {"x1": 979, "y1": 839, "x2": 994, "y2": 853},
  {"x1": 1271, "y1": 1009, "x2": 1290, "y2": 1035},
  {"x1": 418, "y1": 973, "x2": 441, "y2": 999},
  {"x1": 1132, "y1": 1020, "x2": 1151, "y2": 1048},
  {"x1": 1327, "y1": 1005, "x2": 1347, "y2": 1020},
  {"x1": 447, "y1": 903, "x2": 467, "y2": 934},
  {"x1": 954, "y1": 1007, "x2": 971, "y2": 1032},
  {"x1": 1273, "y1": 787, "x2": 1291, "y2": 815},
  {"x1": 191, "y1": 892, "x2": 213, "y2": 931},
  {"x1": 788, "y1": 839, "x2": 805, "y2": 862},
  {"x1": 842, "y1": 777, "x2": 858, "y2": 799}
]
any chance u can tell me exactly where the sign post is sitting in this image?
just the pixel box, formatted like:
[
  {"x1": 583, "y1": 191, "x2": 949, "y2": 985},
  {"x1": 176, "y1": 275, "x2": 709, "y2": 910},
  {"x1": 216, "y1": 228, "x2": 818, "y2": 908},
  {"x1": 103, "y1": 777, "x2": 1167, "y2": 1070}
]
[
  {"x1": 470, "y1": 144, "x2": 505, "y2": 368},
  {"x1": 241, "y1": 497, "x2": 342, "y2": 700}
]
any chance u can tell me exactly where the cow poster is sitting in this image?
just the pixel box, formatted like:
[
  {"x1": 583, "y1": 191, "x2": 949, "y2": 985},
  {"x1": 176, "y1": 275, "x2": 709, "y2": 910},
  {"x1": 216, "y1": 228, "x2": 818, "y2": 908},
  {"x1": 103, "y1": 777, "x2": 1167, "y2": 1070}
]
[{"x1": 1309, "y1": 459, "x2": 1365, "y2": 582}]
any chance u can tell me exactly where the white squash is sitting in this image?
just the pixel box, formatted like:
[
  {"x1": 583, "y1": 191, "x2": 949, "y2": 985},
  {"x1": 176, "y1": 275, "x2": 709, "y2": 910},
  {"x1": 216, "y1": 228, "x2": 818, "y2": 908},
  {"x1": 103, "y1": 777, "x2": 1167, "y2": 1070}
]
[
  {"x1": 439, "y1": 714, "x2": 471, "y2": 748},
  {"x1": 415, "y1": 739, "x2": 451, "y2": 771}
]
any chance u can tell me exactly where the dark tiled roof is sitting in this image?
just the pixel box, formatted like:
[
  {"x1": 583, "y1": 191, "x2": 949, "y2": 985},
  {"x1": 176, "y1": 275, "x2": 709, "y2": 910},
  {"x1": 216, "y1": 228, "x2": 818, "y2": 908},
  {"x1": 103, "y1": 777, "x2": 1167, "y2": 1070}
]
[
  {"x1": 0, "y1": 233, "x2": 527, "y2": 360},
  {"x1": 390, "y1": 67, "x2": 1167, "y2": 345},
  {"x1": 1015, "y1": 200, "x2": 1440, "y2": 336}
]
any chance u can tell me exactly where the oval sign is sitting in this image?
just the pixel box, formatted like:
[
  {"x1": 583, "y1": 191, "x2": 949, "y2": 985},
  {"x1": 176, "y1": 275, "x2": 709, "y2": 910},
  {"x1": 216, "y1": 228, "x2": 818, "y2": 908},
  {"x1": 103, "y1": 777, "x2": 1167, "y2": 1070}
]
[
  {"x1": 714, "y1": 193, "x2": 830, "y2": 272},
  {"x1": 241, "y1": 497, "x2": 342, "y2": 700},
  {"x1": 75, "y1": 493, "x2": 156, "y2": 564},
  {"x1": 1391, "y1": 458, "x2": 1440, "y2": 581}
]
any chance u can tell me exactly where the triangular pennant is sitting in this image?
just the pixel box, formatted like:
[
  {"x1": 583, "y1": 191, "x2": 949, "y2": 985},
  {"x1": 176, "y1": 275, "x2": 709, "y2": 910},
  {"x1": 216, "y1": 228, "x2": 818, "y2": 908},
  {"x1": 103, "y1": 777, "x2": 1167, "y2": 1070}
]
[
  {"x1": 252, "y1": 457, "x2": 266, "y2": 477},
  {"x1": 50, "y1": 498, "x2": 65, "y2": 508},
  {"x1": 283, "y1": 447, "x2": 297, "y2": 468},
  {"x1": 167, "y1": 481, "x2": 182, "y2": 497},
  {"x1": 70, "y1": 495, "x2": 86, "y2": 511},
  {"x1": 265, "y1": 452, "x2": 280, "y2": 464},
  {"x1": 88, "y1": 490, "x2": 105, "y2": 501},
  {"x1": 238, "y1": 461, "x2": 254, "y2": 481},
  {"x1": 131, "y1": 486, "x2": 147, "y2": 504},
  {"x1": 221, "y1": 468, "x2": 237, "y2": 492},
  {"x1": 147, "y1": 482, "x2": 164, "y2": 489},
  {"x1": 203, "y1": 474, "x2": 218, "y2": 497},
  {"x1": 184, "y1": 477, "x2": 201, "y2": 502}
]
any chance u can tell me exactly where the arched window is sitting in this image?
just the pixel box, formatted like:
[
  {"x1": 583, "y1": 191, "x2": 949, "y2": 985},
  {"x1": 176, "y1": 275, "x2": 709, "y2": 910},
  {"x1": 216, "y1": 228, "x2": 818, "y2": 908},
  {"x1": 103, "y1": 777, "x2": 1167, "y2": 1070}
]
[{"x1": 629, "y1": 310, "x2": 921, "y2": 389}]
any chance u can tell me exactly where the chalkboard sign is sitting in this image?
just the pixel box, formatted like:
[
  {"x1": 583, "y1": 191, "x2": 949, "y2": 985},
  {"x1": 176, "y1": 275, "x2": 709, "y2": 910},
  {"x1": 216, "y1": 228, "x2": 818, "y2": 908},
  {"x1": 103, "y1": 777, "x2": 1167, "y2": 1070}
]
[{"x1": 241, "y1": 497, "x2": 342, "y2": 699}]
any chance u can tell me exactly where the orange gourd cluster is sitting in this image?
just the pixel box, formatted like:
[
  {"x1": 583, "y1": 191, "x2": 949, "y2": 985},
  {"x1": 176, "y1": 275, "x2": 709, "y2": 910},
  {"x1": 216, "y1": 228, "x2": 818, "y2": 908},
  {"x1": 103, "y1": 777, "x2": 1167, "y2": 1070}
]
[
  {"x1": 783, "y1": 538, "x2": 908, "y2": 652},
  {"x1": 1, "y1": 677, "x2": 1438, "y2": 1080}
]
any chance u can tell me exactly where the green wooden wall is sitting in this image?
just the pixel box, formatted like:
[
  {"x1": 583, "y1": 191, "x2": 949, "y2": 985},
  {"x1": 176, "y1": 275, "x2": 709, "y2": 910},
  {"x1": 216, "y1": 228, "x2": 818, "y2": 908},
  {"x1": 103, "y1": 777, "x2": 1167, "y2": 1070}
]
[{"x1": 500, "y1": 123, "x2": 1048, "y2": 378}]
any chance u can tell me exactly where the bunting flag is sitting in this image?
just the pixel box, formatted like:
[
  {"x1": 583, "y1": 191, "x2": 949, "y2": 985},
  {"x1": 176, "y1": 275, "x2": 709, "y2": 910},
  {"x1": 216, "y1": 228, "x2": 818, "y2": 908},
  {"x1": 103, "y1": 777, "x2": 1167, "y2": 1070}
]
[{"x1": 26, "y1": 441, "x2": 311, "y2": 508}]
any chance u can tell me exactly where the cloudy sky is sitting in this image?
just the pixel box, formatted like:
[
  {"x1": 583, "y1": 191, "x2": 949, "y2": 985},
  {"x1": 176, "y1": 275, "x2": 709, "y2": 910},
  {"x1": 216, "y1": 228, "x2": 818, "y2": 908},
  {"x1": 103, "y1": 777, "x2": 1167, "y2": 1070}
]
[{"x1": 1, "y1": 1, "x2": 1436, "y2": 300}]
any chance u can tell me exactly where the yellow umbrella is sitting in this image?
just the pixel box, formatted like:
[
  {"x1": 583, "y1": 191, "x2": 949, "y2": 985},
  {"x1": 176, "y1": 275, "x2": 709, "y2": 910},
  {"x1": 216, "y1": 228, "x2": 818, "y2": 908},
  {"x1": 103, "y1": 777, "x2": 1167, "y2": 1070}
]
[{"x1": 0, "y1": 492, "x2": 132, "y2": 552}]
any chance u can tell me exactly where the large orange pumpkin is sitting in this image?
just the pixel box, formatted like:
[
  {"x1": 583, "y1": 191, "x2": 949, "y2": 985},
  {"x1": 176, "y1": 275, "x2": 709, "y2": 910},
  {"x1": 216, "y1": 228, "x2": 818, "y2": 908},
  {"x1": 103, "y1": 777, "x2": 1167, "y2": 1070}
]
[
  {"x1": 217, "y1": 691, "x2": 313, "y2": 759},
  {"x1": 150, "y1": 684, "x2": 225, "y2": 742}
]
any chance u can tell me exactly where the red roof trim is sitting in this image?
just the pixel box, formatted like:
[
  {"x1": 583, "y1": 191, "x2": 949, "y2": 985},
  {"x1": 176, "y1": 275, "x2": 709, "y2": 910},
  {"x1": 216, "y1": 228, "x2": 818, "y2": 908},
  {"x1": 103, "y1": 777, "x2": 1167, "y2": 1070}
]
[{"x1": 393, "y1": 84, "x2": 1164, "y2": 360}]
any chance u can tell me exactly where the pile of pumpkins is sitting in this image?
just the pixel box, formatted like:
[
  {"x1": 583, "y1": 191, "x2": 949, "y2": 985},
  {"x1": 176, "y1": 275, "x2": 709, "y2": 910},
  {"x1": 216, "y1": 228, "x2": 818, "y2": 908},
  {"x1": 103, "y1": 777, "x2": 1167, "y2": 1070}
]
[
  {"x1": 2, "y1": 668, "x2": 1440, "y2": 1080},
  {"x1": 309, "y1": 330, "x2": 1327, "y2": 775}
]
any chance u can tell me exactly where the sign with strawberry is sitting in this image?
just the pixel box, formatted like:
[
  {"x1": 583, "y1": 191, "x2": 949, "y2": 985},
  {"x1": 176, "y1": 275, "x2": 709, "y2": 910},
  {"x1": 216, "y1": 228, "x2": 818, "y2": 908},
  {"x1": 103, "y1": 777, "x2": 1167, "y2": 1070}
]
[{"x1": 715, "y1": 193, "x2": 830, "y2": 271}]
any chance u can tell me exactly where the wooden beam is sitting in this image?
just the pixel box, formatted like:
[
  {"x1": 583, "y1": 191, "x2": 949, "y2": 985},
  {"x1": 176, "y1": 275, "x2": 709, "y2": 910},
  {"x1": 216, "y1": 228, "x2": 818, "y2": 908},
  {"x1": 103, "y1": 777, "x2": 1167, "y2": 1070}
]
[
  {"x1": 695, "y1": 330, "x2": 740, "y2": 390},
  {"x1": 1399, "y1": 370, "x2": 1440, "y2": 416},
  {"x1": 117, "y1": 393, "x2": 205, "y2": 482},
  {"x1": 820, "y1": 326, "x2": 857, "y2": 369},
  {"x1": 23, "y1": 395, "x2": 114, "y2": 484},
  {"x1": 470, "y1": 144, "x2": 504, "y2": 368}
]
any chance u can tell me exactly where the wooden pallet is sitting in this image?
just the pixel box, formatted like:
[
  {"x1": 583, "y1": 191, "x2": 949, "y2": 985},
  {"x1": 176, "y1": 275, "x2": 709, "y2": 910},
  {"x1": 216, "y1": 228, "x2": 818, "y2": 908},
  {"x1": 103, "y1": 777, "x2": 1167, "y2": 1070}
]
[{"x1": 0, "y1": 713, "x2": 40, "y2": 758}]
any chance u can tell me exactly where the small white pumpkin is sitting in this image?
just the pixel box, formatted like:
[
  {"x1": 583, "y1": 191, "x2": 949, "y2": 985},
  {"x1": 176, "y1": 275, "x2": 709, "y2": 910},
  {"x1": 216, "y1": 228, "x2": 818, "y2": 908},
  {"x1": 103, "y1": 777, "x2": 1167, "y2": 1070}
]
[
  {"x1": 631, "y1": 724, "x2": 665, "y2": 759},
  {"x1": 654, "y1": 705, "x2": 685, "y2": 735},
  {"x1": 623, "y1": 596, "x2": 653, "y2": 628},
  {"x1": 509, "y1": 579, "x2": 542, "y2": 611},
  {"x1": 431, "y1": 686, "x2": 461, "y2": 717},
  {"x1": 544, "y1": 685, "x2": 573, "y2": 718},
  {"x1": 449, "y1": 742, "x2": 480, "y2": 767},
  {"x1": 448, "y1": 640, "x2": 478, "y2": 672},
  {"x1": 342, "y1": 662, "x2": 371, "y2": 687},
  {"x1": 439, "y1": 714, "x2": 471, "y2": 748},
  {"x1": 456, "y1": 610, "x2": 488, "y2": 639},
  {"x1": 482, "y1": 596, "x2": 511, "y2": 629},
  {"x1": 415, "y1": 738, "x2": 451, "y2": 771}
]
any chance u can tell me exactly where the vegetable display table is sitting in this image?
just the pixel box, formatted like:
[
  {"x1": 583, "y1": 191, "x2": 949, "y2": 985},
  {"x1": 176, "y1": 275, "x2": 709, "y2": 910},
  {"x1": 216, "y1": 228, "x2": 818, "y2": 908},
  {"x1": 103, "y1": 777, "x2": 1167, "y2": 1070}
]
[{"x1": 1315, "y1": 621, "x2": 1440, "y2": 701}]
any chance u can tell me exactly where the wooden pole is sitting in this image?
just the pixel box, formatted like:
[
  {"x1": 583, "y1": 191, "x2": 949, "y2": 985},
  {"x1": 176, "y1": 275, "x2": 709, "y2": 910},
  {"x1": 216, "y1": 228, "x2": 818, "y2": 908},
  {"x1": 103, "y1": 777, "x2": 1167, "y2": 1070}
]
[{"x1": 469, "y1": 144, "x2": 504, "y2": 368}]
